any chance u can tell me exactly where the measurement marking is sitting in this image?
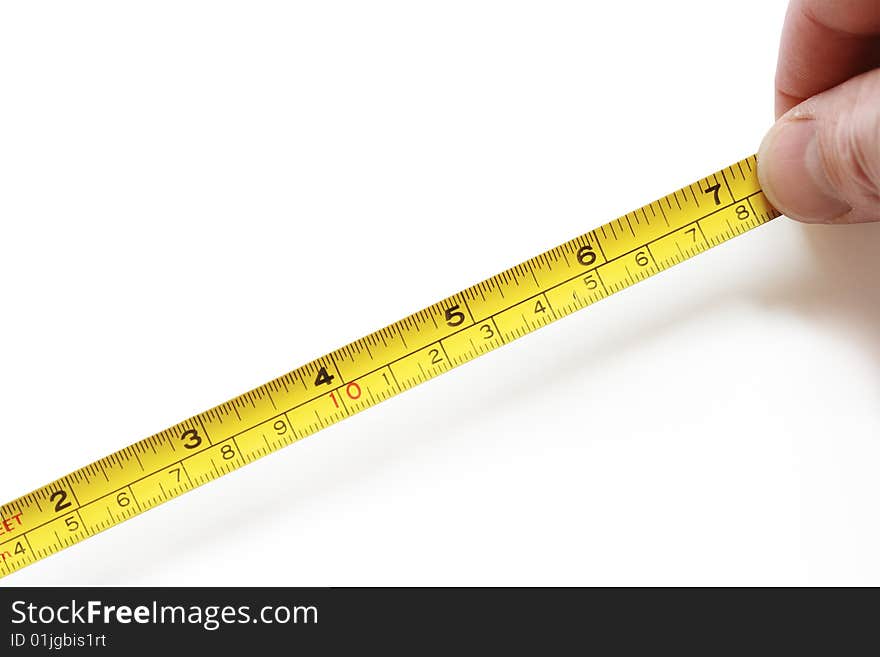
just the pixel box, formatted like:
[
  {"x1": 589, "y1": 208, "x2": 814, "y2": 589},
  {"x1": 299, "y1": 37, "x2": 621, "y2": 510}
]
[{"x1": 719, "y1": 170, "x2": 735, "y2": 202}]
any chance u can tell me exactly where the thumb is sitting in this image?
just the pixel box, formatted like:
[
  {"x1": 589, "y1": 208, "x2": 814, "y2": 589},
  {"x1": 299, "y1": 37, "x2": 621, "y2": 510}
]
[{"x1": 758, "y1": 67, "x2": 880, "y2": 224}]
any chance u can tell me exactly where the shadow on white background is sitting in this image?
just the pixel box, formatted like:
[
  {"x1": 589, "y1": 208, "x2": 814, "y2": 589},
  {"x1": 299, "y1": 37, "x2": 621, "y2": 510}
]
[{"x1": 766, "y1": 223, "x2": 880, "y2": 372}]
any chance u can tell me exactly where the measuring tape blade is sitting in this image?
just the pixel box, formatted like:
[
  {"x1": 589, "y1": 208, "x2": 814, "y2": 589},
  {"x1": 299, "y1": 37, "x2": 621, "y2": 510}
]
[{"x1": 0, "y1": 156, "x2": 779, "y2": 578}]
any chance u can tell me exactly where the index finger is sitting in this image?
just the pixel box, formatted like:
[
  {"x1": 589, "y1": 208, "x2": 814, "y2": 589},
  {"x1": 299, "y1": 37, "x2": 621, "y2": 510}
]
[{"x1": 775, "y1": 0, "x2": 880, "y2": 117}]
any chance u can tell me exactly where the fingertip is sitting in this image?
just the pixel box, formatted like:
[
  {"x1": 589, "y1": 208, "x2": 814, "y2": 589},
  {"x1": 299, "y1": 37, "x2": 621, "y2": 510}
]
[{"x1": 758, "y1": 118, "x2": 851, "y2": 224}]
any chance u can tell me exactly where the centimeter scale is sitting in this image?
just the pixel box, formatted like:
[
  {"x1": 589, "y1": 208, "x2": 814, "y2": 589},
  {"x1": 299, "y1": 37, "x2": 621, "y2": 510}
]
[{"x1": 0, "y1": 155, "x2": 779, "y2": 578}]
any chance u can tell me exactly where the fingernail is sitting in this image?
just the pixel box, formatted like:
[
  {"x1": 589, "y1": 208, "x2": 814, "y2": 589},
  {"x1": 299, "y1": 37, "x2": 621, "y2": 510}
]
[{"x1": 758, "y1": 119, "x2": 851, "y2": 223}]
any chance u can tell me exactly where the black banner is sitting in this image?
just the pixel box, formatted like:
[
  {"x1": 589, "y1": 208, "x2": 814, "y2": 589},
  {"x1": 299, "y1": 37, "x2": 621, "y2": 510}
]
[{"x1": 0, "y1": 587, "x2": 872, "y2": 653}]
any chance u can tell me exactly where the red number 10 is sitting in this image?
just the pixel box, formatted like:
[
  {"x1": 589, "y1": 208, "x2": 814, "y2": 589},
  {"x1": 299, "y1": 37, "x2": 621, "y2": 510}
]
[{"x1": 330, "y1": 382, "x2": 362, "y2": 408}]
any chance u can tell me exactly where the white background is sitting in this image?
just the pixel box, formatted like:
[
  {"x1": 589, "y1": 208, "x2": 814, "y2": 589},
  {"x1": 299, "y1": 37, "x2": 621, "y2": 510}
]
[{"x1": 2, "y1": 1, "x2": 879, "y2": 586}]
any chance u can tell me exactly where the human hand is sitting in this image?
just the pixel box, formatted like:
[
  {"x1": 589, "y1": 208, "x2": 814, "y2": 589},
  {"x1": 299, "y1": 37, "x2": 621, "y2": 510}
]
[{"x1": 757, "y1": 0, "x2": 880, "y2": 223}]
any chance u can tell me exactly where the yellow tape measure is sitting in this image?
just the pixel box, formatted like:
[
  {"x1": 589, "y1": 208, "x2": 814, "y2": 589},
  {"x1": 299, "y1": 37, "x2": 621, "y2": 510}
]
[{"x1": 0, "y1": 156, "x2": 779, "y2": 578}]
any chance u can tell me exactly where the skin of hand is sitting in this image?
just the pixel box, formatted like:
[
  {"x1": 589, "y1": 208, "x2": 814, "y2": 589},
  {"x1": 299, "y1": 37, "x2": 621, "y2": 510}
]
[{"x1": 757, "y1": 0, "x2": 880, "y2": 223}]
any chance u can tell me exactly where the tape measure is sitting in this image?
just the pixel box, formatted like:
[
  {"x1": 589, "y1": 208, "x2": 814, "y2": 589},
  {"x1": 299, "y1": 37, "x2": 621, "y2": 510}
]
[{"x1": 0, "y1": 155, "x2": 779, "y2": 579}]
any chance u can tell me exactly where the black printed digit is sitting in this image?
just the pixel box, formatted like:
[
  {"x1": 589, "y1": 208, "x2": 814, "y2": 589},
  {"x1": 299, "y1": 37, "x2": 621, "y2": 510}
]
[{"x1": 50, "y1": 490, "x2": 72, "y2": 513}]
